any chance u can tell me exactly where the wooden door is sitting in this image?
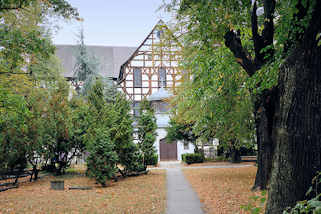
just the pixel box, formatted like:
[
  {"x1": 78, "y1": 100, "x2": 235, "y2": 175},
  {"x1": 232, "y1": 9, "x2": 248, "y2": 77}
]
[{"x1": 159, "y1": 138, "x2": 177, "y2": 161}]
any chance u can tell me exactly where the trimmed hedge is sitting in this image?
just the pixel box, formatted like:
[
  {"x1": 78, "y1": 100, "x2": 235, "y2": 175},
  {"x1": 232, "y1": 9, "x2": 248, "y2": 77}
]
[
  {"x1": 182, "y1": 153, "x2": 204, "y2": 164},
  {"x1": 145, "y1": 154, "x2": 158, "y2": 166}
]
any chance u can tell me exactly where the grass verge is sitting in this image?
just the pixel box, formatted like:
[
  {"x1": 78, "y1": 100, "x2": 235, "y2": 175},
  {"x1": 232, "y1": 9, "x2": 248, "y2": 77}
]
[
  {"x1": 0, "y1": 170, "x2": 166, "y2": 214},
  {"x1": 183, "y1": 166, "x2": 262, "y2": 214}
]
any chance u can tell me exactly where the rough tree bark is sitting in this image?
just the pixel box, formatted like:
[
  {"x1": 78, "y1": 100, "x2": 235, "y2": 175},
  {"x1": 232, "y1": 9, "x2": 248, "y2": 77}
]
[
  {"x1": 266, "y1": 45, "x2": 321, "y2": 214},
  {"x1": 265, "y1": 1, "x2": 321, "y2": 212},
  {"x1": 252, "y1": 90, "x2": 277, "y2": 190}
]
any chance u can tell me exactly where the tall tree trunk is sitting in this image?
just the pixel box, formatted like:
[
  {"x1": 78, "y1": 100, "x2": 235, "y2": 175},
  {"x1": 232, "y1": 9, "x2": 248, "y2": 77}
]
[
  {"x1": 266, "y1": 46, "x2": 321, "y2": 213},
  {"x1": 230, "y1": 141, "x2": 241, "y2": 163},
  {"x1": 230, "y1": 148, "x2": 241, "y2": 163},
  {"x1": 252, "y1": 90, "x2": 277, "y2": 190}
]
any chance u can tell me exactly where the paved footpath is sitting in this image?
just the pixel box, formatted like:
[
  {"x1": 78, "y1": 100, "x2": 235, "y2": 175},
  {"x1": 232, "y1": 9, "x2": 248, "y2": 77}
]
[
  {"x1": 166, "y1": 166, "x2": 204, "y2": 214},
  {"x1": 153, "y1": 161, "x2": 253, "y2": 214}
]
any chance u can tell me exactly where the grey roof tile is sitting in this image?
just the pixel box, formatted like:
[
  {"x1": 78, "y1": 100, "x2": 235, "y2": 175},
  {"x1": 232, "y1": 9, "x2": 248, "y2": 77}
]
[{"x1": 55, "y1": 45, "x2": 136, "y2": 78}]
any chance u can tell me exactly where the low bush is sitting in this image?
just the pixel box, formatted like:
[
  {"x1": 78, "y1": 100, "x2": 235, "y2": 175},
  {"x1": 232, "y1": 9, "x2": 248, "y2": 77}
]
[{"x1": 182, "y1": 153, "x2": 204, "y2": 164}]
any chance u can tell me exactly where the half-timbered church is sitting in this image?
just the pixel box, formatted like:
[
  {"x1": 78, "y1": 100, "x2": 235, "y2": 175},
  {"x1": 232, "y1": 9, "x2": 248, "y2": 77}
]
[{"x1": 56, "y1": 20, "x2": 195, "y2": 161}]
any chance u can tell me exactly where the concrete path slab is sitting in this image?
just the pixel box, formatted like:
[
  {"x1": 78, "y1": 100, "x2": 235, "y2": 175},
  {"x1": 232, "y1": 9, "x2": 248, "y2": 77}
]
[
  {"x1": 166, "y1": 167, "x2": 204, "y2": 214},
  {"x1": 159, "y1": 161, "x2": 181, "y2": 168},
  {"x1": 151, "y1": 162, "x2": 253, "y2": 213}
]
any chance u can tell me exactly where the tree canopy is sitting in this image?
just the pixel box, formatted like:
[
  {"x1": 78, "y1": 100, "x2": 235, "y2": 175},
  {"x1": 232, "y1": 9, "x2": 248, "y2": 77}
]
[{"x1": 163, "y1": 0, "x2": 321, "y2": 213}]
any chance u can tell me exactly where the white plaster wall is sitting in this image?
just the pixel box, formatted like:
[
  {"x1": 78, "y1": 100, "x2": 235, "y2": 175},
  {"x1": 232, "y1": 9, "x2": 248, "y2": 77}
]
[
  {"x1": 154, "y1": 128, "x2": 167, "y2": 161},
  {"x1": 177, "y1": 140, "x2": 195, "y2": 161}
]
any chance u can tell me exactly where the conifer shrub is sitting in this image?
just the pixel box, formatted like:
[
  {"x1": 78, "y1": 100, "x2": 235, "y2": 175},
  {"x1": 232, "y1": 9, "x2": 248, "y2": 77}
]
[
  {"x1": 182, "y1": 153, "x2": 204, "y2": 164},
  {"x1": 85, "y1": 129, "x2": 118, "y2": 187},
  {"x1": 145, "y1": 154, "x2": 158, "y2": 166},
  {"x1": 137, "y1": 99, "x2": 158, "y2": 168}
]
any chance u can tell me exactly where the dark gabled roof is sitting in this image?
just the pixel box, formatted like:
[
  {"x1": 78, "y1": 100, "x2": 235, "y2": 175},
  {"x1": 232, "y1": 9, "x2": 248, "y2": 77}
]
[{"x1": 55, "y1": 45, "x2": 136, "y2": 79}]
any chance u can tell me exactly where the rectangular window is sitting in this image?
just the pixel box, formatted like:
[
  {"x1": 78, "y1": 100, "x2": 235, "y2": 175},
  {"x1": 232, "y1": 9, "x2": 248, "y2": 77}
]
[
  {"x1": 158, "y1": 68, "x2": 166, "y2": 88},
  {"x1": 184, "y1": 141, "x2": 189, "y2": 150},
  {"x1": 134, "y1": 68, "x2": 142, "y2": 87}
]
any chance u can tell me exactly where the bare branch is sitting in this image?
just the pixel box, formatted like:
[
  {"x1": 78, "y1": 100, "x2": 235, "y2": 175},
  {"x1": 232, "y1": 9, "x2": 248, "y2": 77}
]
[
  {"x1": 252, "y1": 0, "x2": 275, "y2": 67},
  {"x1": 262, "y1": 0, "x2": 275, "y2": 45},
  {"x1": 224, "y1": 30, "x2": 256, "y2": 76},
  {"x1": 251, "y1": 2, "x2": 265, "y2": 66}
]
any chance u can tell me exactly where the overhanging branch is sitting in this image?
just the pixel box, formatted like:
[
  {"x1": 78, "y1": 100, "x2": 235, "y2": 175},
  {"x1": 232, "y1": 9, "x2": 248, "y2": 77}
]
[
  {"x1": 224, "y1": 30, "x2": 256, "y2": 77},
  {"x1": 253, "y1": 0, "x2": 275, "y2": 67}
]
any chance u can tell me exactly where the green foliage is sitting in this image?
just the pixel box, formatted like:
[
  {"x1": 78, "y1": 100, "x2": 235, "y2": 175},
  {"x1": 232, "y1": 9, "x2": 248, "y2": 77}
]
[
  {"x1": 110, "y1": 94, "x2": 144, "y2": 174},
  {"x1": 241, "y1": 191, "x2": 267, "y2": 214},
  {"x1": 0, "y1": 88, "x2": 29, "y2": 172},
  {"x1": 212, "y1": 156, "x2": 229, "y2": 162},
  {"x1": 0, "y1": 0, "x2": 79, "y2": 18},
  {"x1": 145, "y1": 154, "x2": 158, "y2": 166},
  {"x1": 41, "y1": 80, "x2": 74, "y2": 174},
  {"x1": 166, "y1": 118, "x2": 197, "y2": 143},
  {"x1": 30, "y1": 54, "x2": 65, "y2": 85},
  {"x1": 85, "y1": 128, "x2": 118, "y2": 187},
  {"x1": 85, "y1": 79, "x2": 144, "y2": 182},
  {"x1": 137, "y1": 99, "x2": 158, "y2": 168},
  {"x1": 283, "y1": 172, "x2": 321, "y2": 214},
  {"x1": 170, "y1": 45, "x2": 255, "y2": 153},
  {"x1": 24, "y1": 88, "x2": 50, "y2": 177},
  {"x1": 166, "y1": 118, "x2": 202, "y2": 153},
  {"x1": 73, "y1": 28, "x2": 101, "y2": 96},
  {"x1": 181, "y1": 153, "x2": 204, "y2": 165},
  {"x1": 85, "y1": 80, "x2": 119, "y2": 185},
  {"x1": 0, "y1": 0, "x2": 78, "y2": 77},
  {"x1": 69, "y1": 97, "x2": 89, "y2": 156},
  {"x1": 0, "y1": 0, "x2": 79, "y2": 177}
]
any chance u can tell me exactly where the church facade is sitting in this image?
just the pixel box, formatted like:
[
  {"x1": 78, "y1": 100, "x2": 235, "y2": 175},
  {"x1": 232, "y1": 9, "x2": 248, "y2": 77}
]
[{"x1": 56, "y1": 20, "x2": 195, "y2": 161}]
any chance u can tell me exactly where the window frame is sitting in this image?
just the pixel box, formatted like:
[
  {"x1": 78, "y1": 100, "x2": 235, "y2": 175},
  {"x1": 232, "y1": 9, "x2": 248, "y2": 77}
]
[
  {"x1": 158, "y1": 67, "x2": 166, "y2": 88},
  {"x1": 133, "y1": 67, "x2": 142, "y2": 88}
]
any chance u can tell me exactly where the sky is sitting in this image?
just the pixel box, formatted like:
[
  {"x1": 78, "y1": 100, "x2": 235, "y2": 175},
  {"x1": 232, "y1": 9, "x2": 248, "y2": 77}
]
[{"x1": 52, "y1": 0, "x2": 172, "y2": 47}]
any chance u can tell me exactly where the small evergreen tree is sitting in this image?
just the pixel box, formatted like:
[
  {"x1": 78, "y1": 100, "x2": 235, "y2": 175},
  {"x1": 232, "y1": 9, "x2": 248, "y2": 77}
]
[
  {"x1": 85, "y1": 80, "x2": 119, "y2": 185},
  {"x1": 0, "y1": 90, "x2": 29, "y2": 178},
  {"x1": 137, "y1": 99, "x2": 158, "y2": 168},
  {"x1": 42, "y1": 80, "x2": 74, "y2": 175},
  {"x1": 85, "y1": 128, "x2": 118, "y2": 187},
  {"x1": 102, "y1": 77, "x2": 119, "y2": 103},
  {"x1": 89, "y1": 78, "x2": 144, "y2": 175},
  {"x1": 73, "y1": 27, "x2": 100, "y2": 96},
  {"x1": 110, "y1": 93, "x2": 144, "y2": 175}
]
